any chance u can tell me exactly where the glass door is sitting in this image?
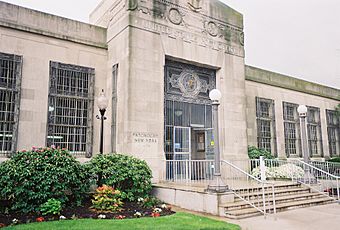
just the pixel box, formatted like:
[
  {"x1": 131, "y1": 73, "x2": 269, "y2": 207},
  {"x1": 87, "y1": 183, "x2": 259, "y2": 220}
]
[
  {"x1": 172, "y1": 127, "x2": 191, "y2": 181},
  {"x1": 173, "y1": 127, "x2": 191, "y2": 160}
]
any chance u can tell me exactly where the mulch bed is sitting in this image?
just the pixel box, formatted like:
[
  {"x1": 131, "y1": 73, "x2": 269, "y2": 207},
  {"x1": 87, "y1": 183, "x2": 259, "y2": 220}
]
[{"x1": 0, "y1": 197, "x2": 175, "y2": 227}]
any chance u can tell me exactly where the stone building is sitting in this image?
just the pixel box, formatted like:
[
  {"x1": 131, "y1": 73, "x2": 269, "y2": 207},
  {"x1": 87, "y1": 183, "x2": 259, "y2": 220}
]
[{"x1": 0, "y1": 0, "x2": 339, "y2": 182}]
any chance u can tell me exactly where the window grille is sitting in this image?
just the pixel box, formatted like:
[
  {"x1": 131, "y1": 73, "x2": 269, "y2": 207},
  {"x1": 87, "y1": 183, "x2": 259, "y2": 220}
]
[
  {"x1": 111, "y1": 64, "x2": 118, "y2": 153},
  {"x1": 307, "y1": 106, "x2": 323, "y2": 157},
  {"x1": 0, "y1": 52, "x2": 22, "y2": 156},
  {"x1": 255, "y1": 97, "x2": 277, "y2": 155},
  {"x1": 283, "y1": 102, "x2": 301, "y2": 157},
  {"x1": 326, "y1": 110, "x2": 339, "y2": 156},
  {"x1": 47, "y1": 62, "x2": 94, "y2": 157}
]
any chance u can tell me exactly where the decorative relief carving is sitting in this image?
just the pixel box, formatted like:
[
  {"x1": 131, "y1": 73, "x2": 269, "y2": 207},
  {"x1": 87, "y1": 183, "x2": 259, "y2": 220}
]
[
  {"x1": 122, "y1": 0, "x2": 244, "y2": 56},
  {"x1": 136, "y1": 18, "x2": 244, "y2": 57},
  {"x1": 127, "y1": 0, "x2": 138, "y2": 10},
  {"x1": 188, "y1": 0, "x2": 202, "y2": 12},
  {"x1": 168, "y1": 8, "x2": 183, "y2": 25},
  {"x1": 239, "y1": 32, "x2": 245, "y2": 46},
  {"x1": 178, "y1": 71, "x2": 202, "y2": 98},
  {"x1": 165, "y1": 60, "x2": 215, "y2": 105},
  {"x1": 206, "y1": 21, "x2": 218, "y2": 37}
]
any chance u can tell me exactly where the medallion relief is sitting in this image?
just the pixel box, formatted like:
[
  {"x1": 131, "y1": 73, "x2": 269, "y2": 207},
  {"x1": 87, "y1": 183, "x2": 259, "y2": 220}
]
[
  {"x1": 168, "y1": 8, "x2": 183, "y2": 25},
  {"x1": 206, "y1": 21, "x2": 219, "y2": 37}
]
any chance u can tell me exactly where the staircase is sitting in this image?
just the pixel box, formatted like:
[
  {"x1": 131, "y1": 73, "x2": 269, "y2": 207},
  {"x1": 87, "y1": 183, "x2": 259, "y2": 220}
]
[{"x1": 220, "y1": 182, "x2": 335, "y2": 219}]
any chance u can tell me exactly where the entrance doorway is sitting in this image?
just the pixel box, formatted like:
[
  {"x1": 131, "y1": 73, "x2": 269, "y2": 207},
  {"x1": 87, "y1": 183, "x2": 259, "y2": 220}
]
[{"x1": 164, "y1": 60, "x2": 216, "y2": 181}]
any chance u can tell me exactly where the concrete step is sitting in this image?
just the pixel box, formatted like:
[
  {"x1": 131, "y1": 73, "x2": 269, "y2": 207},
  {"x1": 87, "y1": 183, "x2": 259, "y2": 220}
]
[
  {"x1": 233, "y1": 182, "x2": 302, "y2": 194},
  {"x1": 224, "y1": 196, "x2": 335, "y2": 219},
  {"x1": 234, "y1": 187, "x2": 311, "y2": 202},
  {"x1": 221, "y1": 192, "x2": 327, "y2": 211}
]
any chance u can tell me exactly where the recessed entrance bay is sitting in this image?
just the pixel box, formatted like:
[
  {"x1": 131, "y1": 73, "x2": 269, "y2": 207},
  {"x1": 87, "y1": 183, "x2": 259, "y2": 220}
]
[{"x1": 164, "y1": 60, "x2": 216, "y2": 180}]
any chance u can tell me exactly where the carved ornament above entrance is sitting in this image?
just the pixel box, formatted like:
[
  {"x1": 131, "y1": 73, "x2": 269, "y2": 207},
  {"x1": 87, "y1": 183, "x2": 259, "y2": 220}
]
[{"x1": 165, "y1": 60, "x2": 216, "y2": 103}]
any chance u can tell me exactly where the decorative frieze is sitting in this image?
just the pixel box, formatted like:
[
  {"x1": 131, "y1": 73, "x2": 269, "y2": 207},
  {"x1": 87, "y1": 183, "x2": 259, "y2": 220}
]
[
  {"x1": 128, "y1": 0, "x2": 244, "y2": 48},
  {"x1": 134, "y1": 18, "x2": 244, "y2": 57}
]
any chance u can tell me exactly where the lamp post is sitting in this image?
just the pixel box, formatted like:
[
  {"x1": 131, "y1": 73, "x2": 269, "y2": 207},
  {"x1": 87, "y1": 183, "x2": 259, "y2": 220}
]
[
  {"x1": 298, "y1": 104, "x2": 313, "y2": 183},
  {"x1": 97, "y1": 89, "x2": 108, "y2": 154},
  {"x1": 96, "y1": 89, "x2": 108, "y2": 187},
  {"x1": 207, "y1": 89, "x2": 228, "y2": 193},
  {"x1": 297, "y1": 105, "x2": 309, "y2": 164}
]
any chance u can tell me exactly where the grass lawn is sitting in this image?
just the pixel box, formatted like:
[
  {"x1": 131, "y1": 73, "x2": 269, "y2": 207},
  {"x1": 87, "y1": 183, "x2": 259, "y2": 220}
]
[{"x1": 4, "y1": 212, "x2": 240, "y2": 230}]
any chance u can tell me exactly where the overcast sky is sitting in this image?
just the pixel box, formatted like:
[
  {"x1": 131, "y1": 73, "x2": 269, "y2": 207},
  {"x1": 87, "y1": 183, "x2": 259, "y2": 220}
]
[{"x1": 2, "y1": 0, "x2": 340, "y2": 88}]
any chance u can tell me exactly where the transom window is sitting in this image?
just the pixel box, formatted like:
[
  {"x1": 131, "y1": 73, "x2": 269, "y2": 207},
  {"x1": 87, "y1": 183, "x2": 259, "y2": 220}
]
[
  {"x1": 326, "y1": 110, "x2": 339, "y2": 156},
  {"x1": 307, "y1": 106, "x2": 323, "y2": 157},
  {"x1": 256, "y1": 97, "x2": 276, "y2": 155},
  {"x1": 0, "y1": 52, "x2": 22, "y2": 155},
  {"x1": 47, "y1": 62, "x2": 94, "y2": 157},
  {"x1": 283, "y1": 102, "x2": 301, "y2": 157}
]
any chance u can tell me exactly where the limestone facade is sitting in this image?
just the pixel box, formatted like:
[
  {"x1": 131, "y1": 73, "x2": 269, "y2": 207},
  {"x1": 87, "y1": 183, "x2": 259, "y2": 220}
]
[{"x1": 0, "y1": 0, "x2": 338, "y2": 181}]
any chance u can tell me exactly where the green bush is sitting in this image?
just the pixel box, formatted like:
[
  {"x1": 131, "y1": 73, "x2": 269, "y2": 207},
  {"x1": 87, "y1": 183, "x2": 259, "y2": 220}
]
[
  {"x1": 91, "y1": 185, "x2": 123, "y2": 212},
  {"x1": 248, "y1": 146, "x2": 274, "y2": 159},
  {"x1": 328, "y1": 157, "x2": 340, "y2": 163},
  {"x1": 0, "y1": 147, "x2": 90, "y2": 213},
  {"x1": 138, "y1": 196, "x2": 162, "y2": 208},
  {"x1": 39, "y1": 198, "x2": 62, "y2": 216},
  {"x1": 85, "y1": 154, "x2": 152, "y2": 201}
]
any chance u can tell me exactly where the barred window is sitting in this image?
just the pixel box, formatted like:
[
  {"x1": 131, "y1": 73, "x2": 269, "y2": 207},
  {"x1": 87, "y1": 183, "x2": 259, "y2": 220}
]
[
  {"x1": 256, "y1": 97, "x2": 276, "y2": 155},
  {"x1": 47, "y1": 62, "x2": 94, "y2": 157},
  {"x1": 307, "y1": 106, "x2": 323, "y2": 157},
  {"x1": 0, "y1": 52, "x2": 22, "y2": 155},
  {"x1": 283, "y1": 102, "x2": 301, "y2": 157},
  {"x1": 326, "y1": 110, "x2": 339, "y2": 156}
]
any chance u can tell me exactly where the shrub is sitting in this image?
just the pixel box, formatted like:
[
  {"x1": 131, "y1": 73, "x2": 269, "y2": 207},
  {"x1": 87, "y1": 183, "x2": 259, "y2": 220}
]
[
  {"x1": 0, "y1": 147, "x2": 90, "y2": 213},
  {"x1": 138, "y1": 196, "x2": 162, "y2": 208},
  {"x1": 251, "y1": 164, "x2": 304, "y2": 179},
  {"x1": 248, "y1": 146, "x2": 274, "y2": 159},
  {"x1": 91, "y1": 185, "x2": 123, "y2": 212},
  {"x1": 328, "y1": 157, "x2": 340, "y2": 163},
  {"x1": 85, "y1": 154, "x2": 152, "y2": 201},
  {"x1": 39, "y1": 198, "x2": 62, "y2": 216}
]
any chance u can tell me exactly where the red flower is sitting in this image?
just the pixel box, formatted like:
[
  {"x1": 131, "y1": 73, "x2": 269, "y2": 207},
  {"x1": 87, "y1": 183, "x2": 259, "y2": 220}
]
[
  {"x1": 115, "y1": 215, "x2": 126, "y2": 219},
  {"x1": 151, "y1": 212, "x2": 160, "y2": 218},
  {"x1": 0, "y1": 223, "x2": 6, "y2": 228},
  {"x1": 36, "y1": 217, "x2": 44, "y2": 222}
]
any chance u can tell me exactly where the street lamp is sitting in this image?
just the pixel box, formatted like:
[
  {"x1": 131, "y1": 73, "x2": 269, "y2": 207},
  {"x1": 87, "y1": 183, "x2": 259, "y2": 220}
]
[
  {"x1": 97, "y1": 89, "x2": 108, "y2": 154},
  {"x1": 207, "y1": 89, "x2": 228, "y2": 193},
  {"x1": 298, "y1": 105, "x2": 309, "y2": 163},
  {"x1": 298, "y1": 104, "x2": 313, "y2": 183}
]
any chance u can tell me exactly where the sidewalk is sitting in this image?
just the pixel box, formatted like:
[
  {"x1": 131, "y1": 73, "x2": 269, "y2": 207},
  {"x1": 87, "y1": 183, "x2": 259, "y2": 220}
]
[
  {"x1": 173, "y1": 203, "x2": 340, "y2": 230},
  {"x1": 233, "y1": 203, "x2": 340, "y2": 230}
]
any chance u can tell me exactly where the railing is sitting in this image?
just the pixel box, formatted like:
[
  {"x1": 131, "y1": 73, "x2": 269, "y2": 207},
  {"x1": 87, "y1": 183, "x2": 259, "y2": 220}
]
[
  {"x1": 296, "y1": 159, "x2": 340, "y2": 200},
  {"x1": 259, "y1": 159, "x2": 340, "y2": 200},
  {"x1": 221, "y1": 160, "x2": 276, "y2": 216},
  {"x1": 310, "y1": 161, "x2": 340, "y2": 177},
  {"x1": 162, "y1": 160, "x2": 214, "y2": 184}
]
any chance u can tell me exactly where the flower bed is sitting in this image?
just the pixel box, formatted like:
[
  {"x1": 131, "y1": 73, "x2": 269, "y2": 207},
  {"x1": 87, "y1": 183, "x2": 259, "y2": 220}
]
[{"x1": 0, "y1": 196, "x2": 174, "y2": 227}]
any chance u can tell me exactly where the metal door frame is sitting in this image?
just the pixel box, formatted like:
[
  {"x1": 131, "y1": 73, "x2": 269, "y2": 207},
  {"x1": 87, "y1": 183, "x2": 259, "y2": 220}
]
[{"x1": 173, "y1": 126, "x2": 192, "y2": 160}]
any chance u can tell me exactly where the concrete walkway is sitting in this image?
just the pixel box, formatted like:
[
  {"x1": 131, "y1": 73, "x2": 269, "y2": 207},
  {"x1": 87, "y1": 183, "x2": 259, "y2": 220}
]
[
  {"x1": 232, "y1": 203, "x2": 340, "y2": 230},
  {"x1": 173, "y1": 203, "x2": 340, "y2": 230}
]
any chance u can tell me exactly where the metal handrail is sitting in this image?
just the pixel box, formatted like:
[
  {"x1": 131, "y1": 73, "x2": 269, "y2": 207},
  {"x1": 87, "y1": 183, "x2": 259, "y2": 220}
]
[
  {"x1": 221, "y1": 160, "x2": 276, "y2": 216},
  {"x1": 297, "y1": 159, "x2": 340, "y2": 179},
  {"x1": 296, "y1": 159, "x2": 340, "y2": 200}
]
